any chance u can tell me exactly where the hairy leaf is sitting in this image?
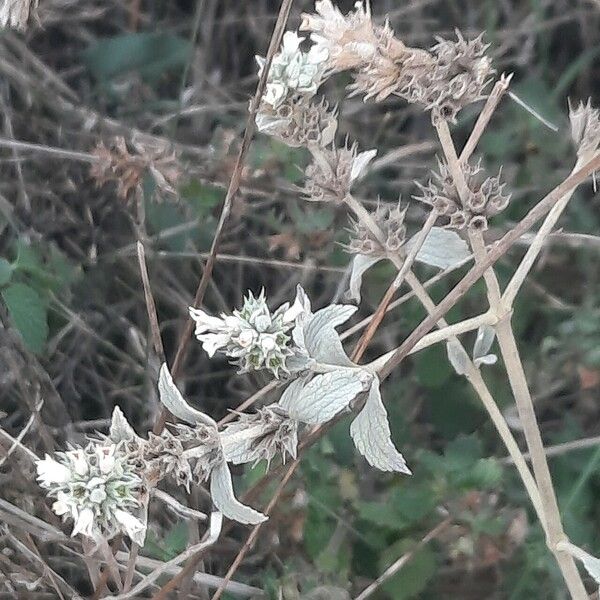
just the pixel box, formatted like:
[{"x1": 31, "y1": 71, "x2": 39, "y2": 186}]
[
  {"x1": 303, "y1": 305, "x2": 357, "y2": 367},
  {"x1": 109, "y1": 407, "x2": 137, "y2": 443},
  {"x1": 209, "y1": 461, "x2": 267, "y2": 525},
  {"x1": 280, "y1": 371, "x2": 367, "y2": 424},
  {"x1": 350, "y1": 378, "x2": 411, "y2": 473},
  {"x1": 473, "y1": 324, "x2": 497, "y2": 368},
  {"x1": 158, "y1": 364, "x2": 217, "y2": 428},
  {"x1": 347, "y1": 254, "x2": 382, "y2": 302},
  {"x1": 446, "y1": 340, "x2": 469, "y2": 375},
  {"x1": 409, "y1": 227, "x2": 471, "y2": 269}
]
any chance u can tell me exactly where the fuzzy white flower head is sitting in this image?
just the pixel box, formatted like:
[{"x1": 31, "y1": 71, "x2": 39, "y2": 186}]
[
  {"x1": 256, "y1": 31, "x2": 328, "y2": 108},
  {"x1": 189, "y1": 286, "x2": 309, "y2": 377},
  {"x1": 36, "y1": 442, "x2": 147, "y2": 544}
]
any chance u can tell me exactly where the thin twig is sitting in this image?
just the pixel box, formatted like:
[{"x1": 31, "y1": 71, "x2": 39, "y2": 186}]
[
  {"x1": 502, "y1": 161, "x2": 582, "y2": 305},
  {"x1": 105, "y1": 512, "x2": 223, "y2": 600},
  {"x1": 354, "y1": 517, "x2": 452, "y2": 600},
  {"x1": 437, "y1": 118, "x2": 586, "y2": 598},
  {"x1": 136, "y1": 241, "x2": 165, "y2": 360},
  {"x1": 0, "y1": 137, "x2": 97, "y2": 162},
  {"x1": 153, "y1": 0, "x2": 296, "y2": 435},
  {"x1": 459, "y1": 74, "x2": 513, "y2": 163},
  {"x1": 210, "y1": 462, "x2": 299, "y2": 600},
  {"x1": 350, "y1": 208, "x2": 439, "y2": 362},
  {"x1": 378, "y1": 150, "x2": 600, "y2": 379}
]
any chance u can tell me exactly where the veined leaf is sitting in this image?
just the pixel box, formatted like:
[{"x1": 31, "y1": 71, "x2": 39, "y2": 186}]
[{"x1": 2, "y1": 283, "x2": 48, "y2": 354}]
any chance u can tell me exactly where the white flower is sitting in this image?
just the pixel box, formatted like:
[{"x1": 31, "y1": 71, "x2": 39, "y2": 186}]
[
  {"x1": 36, "y1": 455, "x2": 72, "y2": 486},
  {"x1": 71, "y1": 507, "x2": 95, "y2": 538},
  {"x1": 114, "y1": 509, "x2": 147, "y2": 546},
  {"x1": 190, "y1": 286, "x2": 309, "y2": 377},
  {"x1": 256, "y1": 31, "x2": 328, "y2": 108},
  {"x1": 36, "y1": 440, "x2": 146, "y2": 543}
]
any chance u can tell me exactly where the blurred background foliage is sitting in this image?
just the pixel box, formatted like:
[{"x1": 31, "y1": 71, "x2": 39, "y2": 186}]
[{"x1": 1, "y1": 0, "x2": 600, "y2": 598}]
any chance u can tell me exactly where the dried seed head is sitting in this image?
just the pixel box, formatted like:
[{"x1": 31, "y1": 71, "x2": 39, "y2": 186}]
[
  {"x1": 303, "y1": 142, "x2": 376, "y2": 203},
  {"x1": 468, "y1": 214, "x2": 488, "y2": 232},
  {"x1": 425, "y1": 32, "x2": 493, "y2": 123},
  {"x1": 301, "y1": 3, "x2": 493, "y2": 118},
  {"x1": 133, "y1": 431, "x2": 192, "y2": 489},
  {"x1": 221, "y1": 405, "x2": 299, "y2": 467},
  {"x1": 256, "y1": 31, "x2": 329, "y2": 108},
  {"x1": 347, "y1": 201, "x2": 408, "y2": 257},
  {"x1": 301, "y1": 0, "x2": 380, "y2": 73},
  {"x1": 415, "y1": 160, "x2": 509, "y2": 229},
  {"x1": 569, "y1": 99, "x2": 600, "y2": 163},
  {"x1": 90, "y1": 137, "x2": 180, "y2": 202},
  {"x1": 255, "y1": 97, "x2": 338, "y2": 148}
]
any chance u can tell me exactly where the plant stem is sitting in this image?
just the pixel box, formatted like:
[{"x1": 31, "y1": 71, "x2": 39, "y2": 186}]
[
  {"x1": 470, "y1": 231, "x2": 586, "y2": 598},
  {"x1": 377, "y1": 151, "x2": 600, "y2": 379},
  {"x1": 437, "y1": 116, "x2": 587, "y2": 598},
  {"x1": 343, "y1": 191, "x2": 546, "y2": 528}
]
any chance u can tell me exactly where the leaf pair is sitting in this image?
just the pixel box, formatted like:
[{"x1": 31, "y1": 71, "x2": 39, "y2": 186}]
[{"x1": 288, "y1": 300, "x2": 411, "y2": 473}]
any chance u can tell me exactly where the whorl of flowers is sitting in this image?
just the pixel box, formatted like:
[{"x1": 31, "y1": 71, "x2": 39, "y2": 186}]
[
  {"x1": 36, "y1": 442, "x2": 147, "y2": 544},
  {"x1": 415, "y1": 159, "x2": 510, "y2": 231},
  {"x1": 300, "y1": 1, "x2": 493, "y2": 121},
  {"x1": 303, "y1": 143, "x2": 377, "y2": 204},
  {"x1": 347, "y1": 201, "x2": 408, "y2": 256},
  {"x1": 221, "y1": 405, "x2": 299, "y2": 468},
  {"x1": 255, "y1": 97, "x2": 338, "y2": 149},
  {"x1": 569, "y1": 99, "x2": 600, "y2": 164},
  {"x1": 256, "y1": 31, "x2": 329, "y2": 109},
  {"x1": 189, "y1": 288, "x2": 307, "y2": 377}
]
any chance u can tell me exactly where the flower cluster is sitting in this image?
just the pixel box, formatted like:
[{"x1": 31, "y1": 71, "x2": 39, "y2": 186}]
[
  {"x1": 221, "y1": 405, "x2": 299, "y2": 467},
  {"x1": 415, "y1": 159, "x2": 510, "y2": 231},
  {"x1": 36, "y1": 442, "x2": 146, "y2": 544},
  {"x1": 257, "y1": 31, "x2": 328, "y2": 109},
  {"x1": 300, "y1": 1, "x2": 493, "y2": 121},
  {"x1": 303, "y1": 143, "x2": 377, "y2": 203},
  {"x1": 347, "y1": 202, "x2": 408, "y2": 256},
  {"x1": 255, "y1": 97, "x2": 338, "y2": 149},
  {"x1": 189, "y1": 288, "x2": 306, "y2": 377}
]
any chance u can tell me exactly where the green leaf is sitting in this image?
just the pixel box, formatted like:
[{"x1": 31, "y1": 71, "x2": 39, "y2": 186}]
[
  {"x1": 391, "y1": 486, "x2": 439, "y2": 523},
  {"x1": 467, "y1": 458, "x2": 503, "y2": 489},
  {"x1": 162, "y1": 522, "x2": 189, "y2": 559},
  {"x1": 414, "y1": 345, "x2": 453, "y2": 388},
  {"x1": 0, "y1": 258, "x2": 12, "y2": 285},
  {"x1": 357, "y1": 501, "x2": 408, "y2": 531},
  {"x1": 443, "y1": 434, "x2": 483, "y2": 471},
  {"x1": 182, "y1": 180, "x2": 224, "y2": 216},
  {"x1": 14, "y1": 239, "x2": 42, "y2": 274},
  {"x1": 379, "y1": 540, "x2": 437, "y2": 599},
  {"x1": 2, "y1": 283, "x2": 49, "y2": 354},
  {"x1": 83, "y1": 32, "x2": 190, "y2": 81}
]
